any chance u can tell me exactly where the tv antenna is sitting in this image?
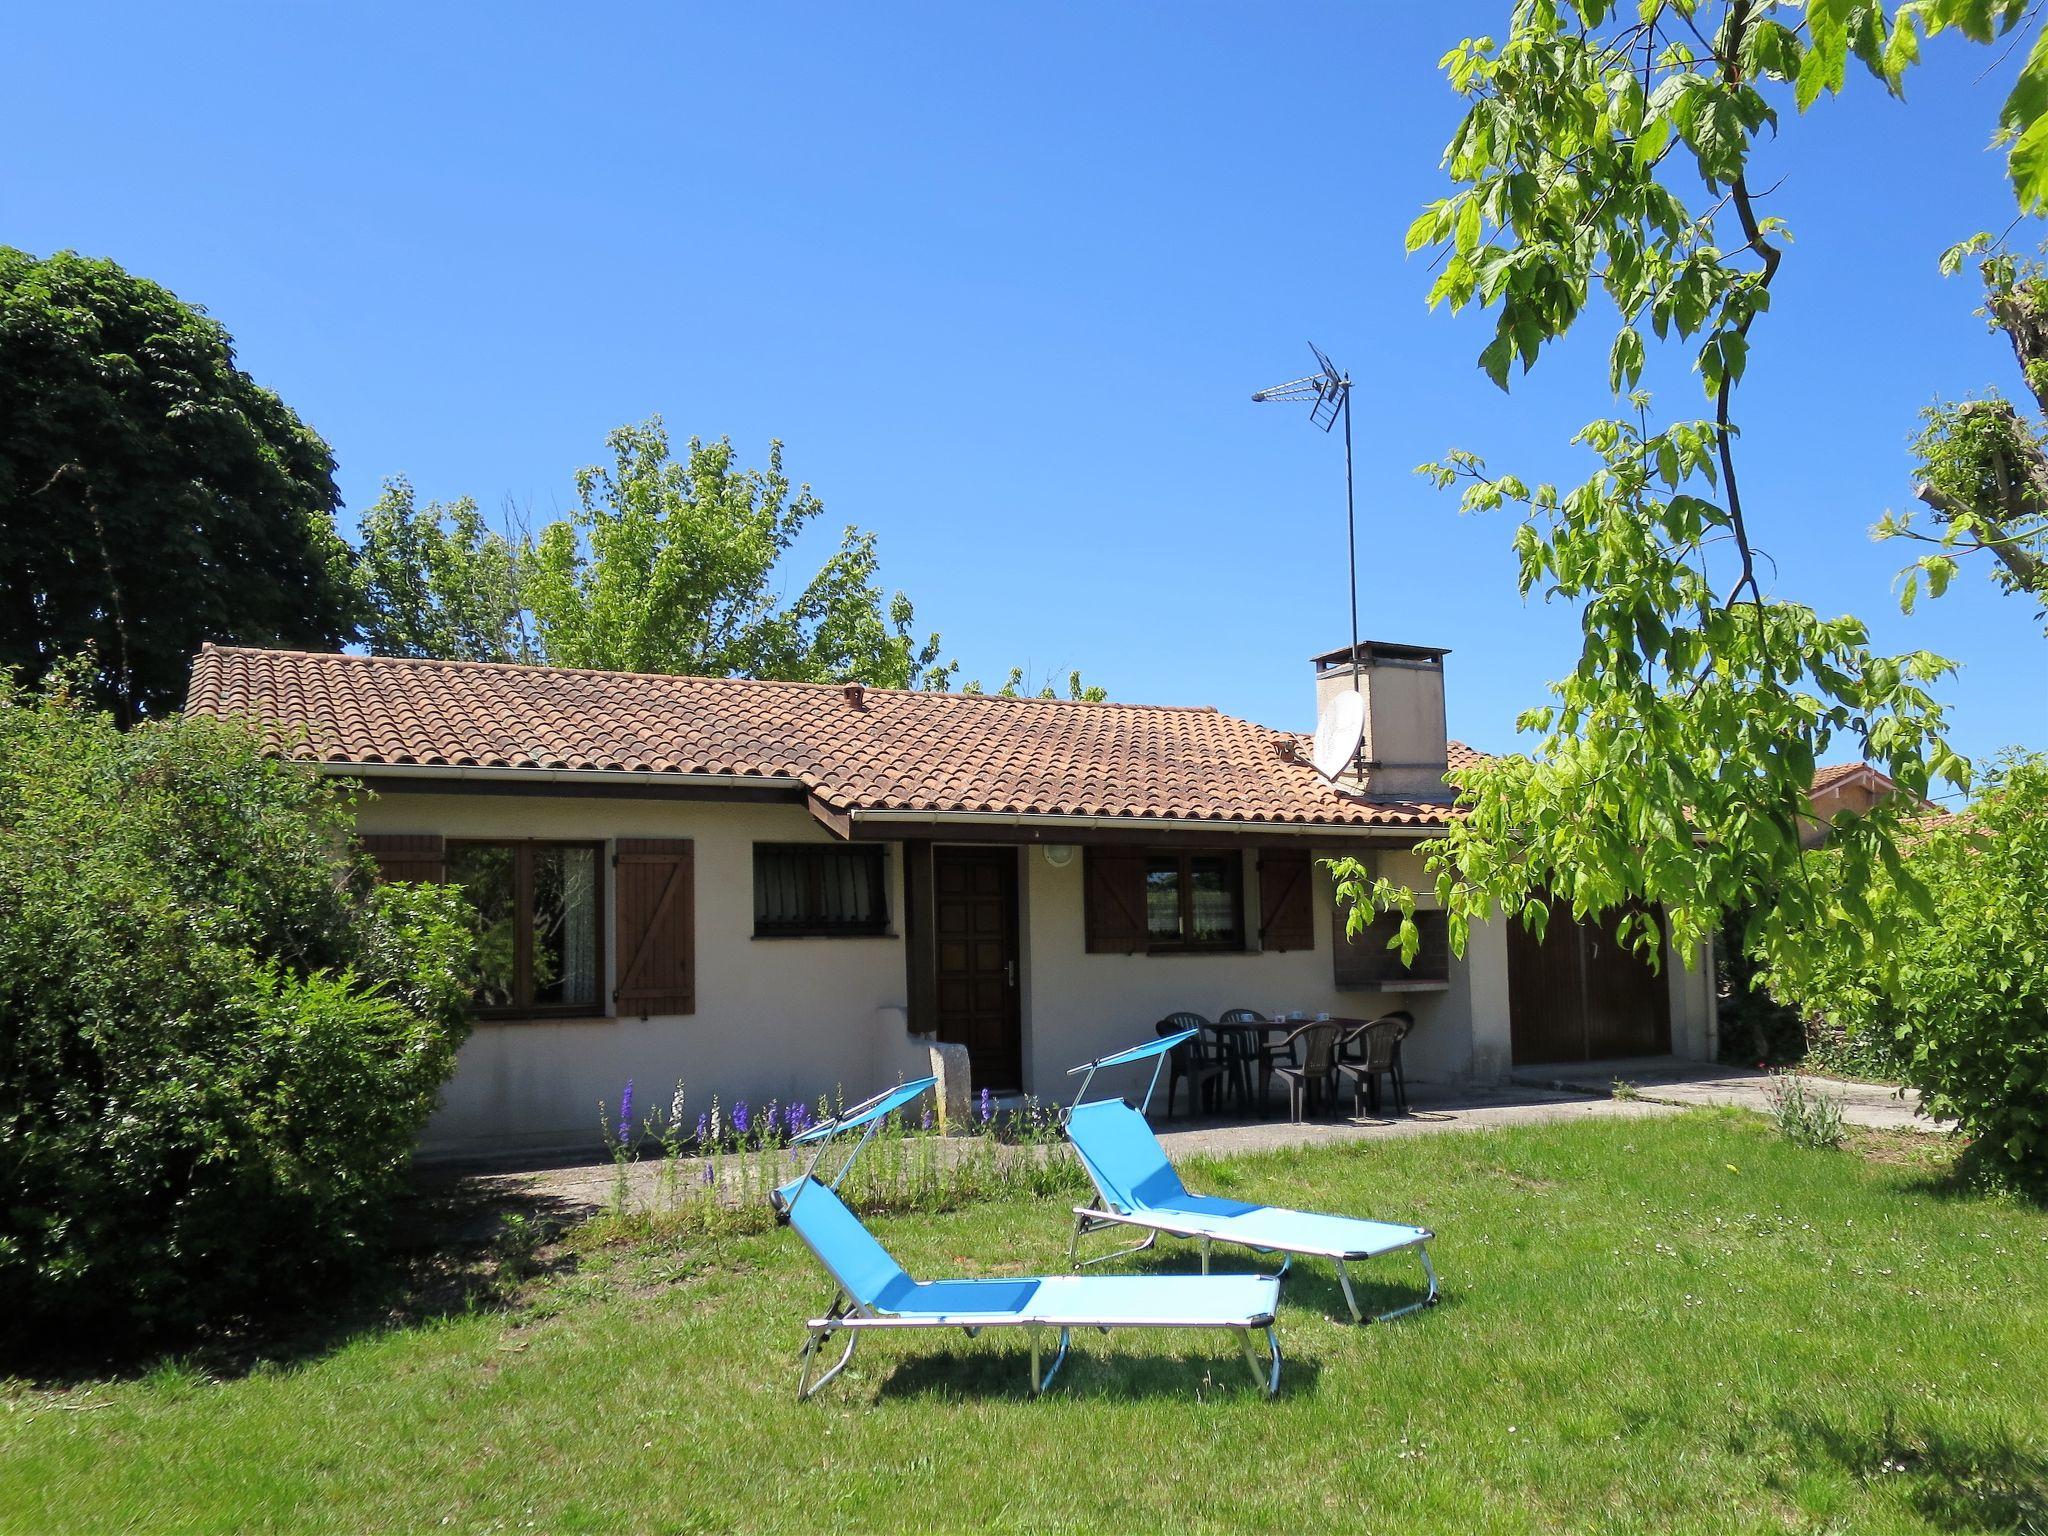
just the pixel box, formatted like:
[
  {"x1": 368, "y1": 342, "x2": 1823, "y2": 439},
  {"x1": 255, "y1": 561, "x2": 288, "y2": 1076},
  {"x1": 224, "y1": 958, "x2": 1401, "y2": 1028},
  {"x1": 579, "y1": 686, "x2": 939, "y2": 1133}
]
[{"x1": 1252, "y1": 343, "x2": 1359, "y2": 694}]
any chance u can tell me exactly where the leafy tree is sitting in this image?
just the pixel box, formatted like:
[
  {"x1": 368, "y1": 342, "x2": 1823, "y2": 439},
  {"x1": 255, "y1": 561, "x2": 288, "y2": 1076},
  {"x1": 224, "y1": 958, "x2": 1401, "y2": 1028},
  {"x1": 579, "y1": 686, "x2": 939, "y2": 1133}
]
[
  {"x1": 0, "y1": 249, "x2": 356, "y2": 721},
  {"x1": 1875, "y1": 239, "x2": 2048, "y2": 625},
  {"x1": 1333, "y1": 1, "x2": 2040, "y2": 978},
  {"x1": 521, "y1": 419, "x2": 954, "y2": 689},
  {"x1": 353, "y1": 421, "x2": 1105, "y2": 696},
  {"x1": 352, "y1": 476, "x2": 533, "y2": 662},
  {"x1": 1764, "y1": 754, "x2": 2048, "y2": 1190},
  {"x1": 0, "y1": 668, "x2": 474, "y2": 1344}
]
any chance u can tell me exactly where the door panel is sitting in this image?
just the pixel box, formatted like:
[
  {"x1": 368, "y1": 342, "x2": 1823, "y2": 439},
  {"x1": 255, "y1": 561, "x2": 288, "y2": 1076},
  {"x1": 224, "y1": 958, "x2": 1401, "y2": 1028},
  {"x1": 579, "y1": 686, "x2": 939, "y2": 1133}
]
[
  {"x1": 932, "y1": 848, "x2": 1022, "y2": 1089},
  {"x1": 1507, "y1": 912, "x2": 1585, "y2": 1063},
  {"x1": 1583, "y1": 912, "x2": 1671, "y2": 1058}
]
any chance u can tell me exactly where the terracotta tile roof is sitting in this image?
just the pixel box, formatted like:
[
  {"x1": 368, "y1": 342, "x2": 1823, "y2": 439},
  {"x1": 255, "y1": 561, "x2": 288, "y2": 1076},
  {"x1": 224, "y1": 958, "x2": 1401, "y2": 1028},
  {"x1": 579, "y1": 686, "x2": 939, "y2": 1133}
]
[
  {"x1": 1811, "y1": 761, "x2": 1889, "y2": 794},
  {"x1": 1446, "y1": 739, "x2": 1490, "y2": 776},
  {"x1": 186, "y1": 646, "x2": 1474, "y2": 832}
]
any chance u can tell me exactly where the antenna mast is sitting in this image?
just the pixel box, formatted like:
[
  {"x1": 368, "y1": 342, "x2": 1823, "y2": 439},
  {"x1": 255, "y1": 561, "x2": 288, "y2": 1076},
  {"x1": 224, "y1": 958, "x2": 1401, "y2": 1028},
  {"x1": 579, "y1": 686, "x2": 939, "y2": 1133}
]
[{"x1": 1252, "y1": 344, "x2": 1359, "y2": 691}]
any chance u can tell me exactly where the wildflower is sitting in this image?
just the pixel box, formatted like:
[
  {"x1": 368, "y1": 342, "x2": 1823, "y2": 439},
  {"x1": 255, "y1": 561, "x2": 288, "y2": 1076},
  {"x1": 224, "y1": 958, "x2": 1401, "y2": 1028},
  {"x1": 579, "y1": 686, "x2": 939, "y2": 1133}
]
[
  {"x1": 920, "y1": 1105, "x2": 934, "y2": 1133},
  {"x1": 733, "y1": 1099, "x2": 751, "y2": 1137},
  {"x1": 695, "y1": 1113, "x2": 709, "y2": 1146},
  {"x1": 701, "y1": 1161, "x2": 715, "y2": 1186},
  {"x1": 617, "y1": 1079, "x2": 635, "y2": 1144},
  {"x1": 978, "y1": 1087, "x2": 993, "y2": 1124}
]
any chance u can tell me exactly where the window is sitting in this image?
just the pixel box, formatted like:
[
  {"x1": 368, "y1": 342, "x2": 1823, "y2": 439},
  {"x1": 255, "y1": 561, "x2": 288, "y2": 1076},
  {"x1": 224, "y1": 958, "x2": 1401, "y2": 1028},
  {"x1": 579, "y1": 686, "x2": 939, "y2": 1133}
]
[
  {"x1": 1140, "y1": 851, "x2": 1245, "y2": 952},
  {"x1": 1333, "y1": 908, "x2": 1451, "y2": 990},
  {"x1": 753, "y1": 844, "x2": 889, "y2": 936},
  {"x1": 446, "y1": 841, "x2": 603, "y2": 1016}
]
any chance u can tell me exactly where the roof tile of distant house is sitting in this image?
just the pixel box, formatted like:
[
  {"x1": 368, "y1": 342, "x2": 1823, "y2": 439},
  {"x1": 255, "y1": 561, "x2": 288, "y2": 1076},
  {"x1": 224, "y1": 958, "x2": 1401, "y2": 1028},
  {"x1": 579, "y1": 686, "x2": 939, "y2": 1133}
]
[
  {"x1": 1811, "y1": 761, "x2": 1888, "y2": 794},
  {"x1": 185, "y1": 646, "x2": 1478, "y2": 831}
]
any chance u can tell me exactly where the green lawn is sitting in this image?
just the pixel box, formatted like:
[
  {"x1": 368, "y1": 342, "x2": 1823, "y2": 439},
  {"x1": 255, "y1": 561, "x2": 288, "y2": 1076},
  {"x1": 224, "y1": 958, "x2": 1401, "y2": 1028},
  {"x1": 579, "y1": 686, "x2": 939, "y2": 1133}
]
[{"x1": 4, "y1": 1111, "x2": 2045, "y2": 1535}]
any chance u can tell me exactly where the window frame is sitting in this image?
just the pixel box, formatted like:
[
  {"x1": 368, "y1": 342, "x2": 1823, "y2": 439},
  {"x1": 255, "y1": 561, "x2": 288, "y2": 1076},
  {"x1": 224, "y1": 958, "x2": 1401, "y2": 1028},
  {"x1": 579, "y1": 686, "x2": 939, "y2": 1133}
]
[
  {"x1": 1141, "y1": 849, "x2": 1247, "y2": 954},
  {"x1": 446, "y1": 838, "x2": 608, "y2": 1020},
  {"x1": 752, "y1": 842, "x2": 892, "y2": 939}
]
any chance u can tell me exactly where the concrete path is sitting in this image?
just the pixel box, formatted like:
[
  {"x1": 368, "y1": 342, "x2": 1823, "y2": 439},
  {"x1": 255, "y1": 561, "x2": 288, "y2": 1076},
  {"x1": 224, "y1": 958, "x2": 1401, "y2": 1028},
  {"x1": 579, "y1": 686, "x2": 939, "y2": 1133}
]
[{"x1": 1510, "y1": 1059, "x2": 1946, "y2": 1134}]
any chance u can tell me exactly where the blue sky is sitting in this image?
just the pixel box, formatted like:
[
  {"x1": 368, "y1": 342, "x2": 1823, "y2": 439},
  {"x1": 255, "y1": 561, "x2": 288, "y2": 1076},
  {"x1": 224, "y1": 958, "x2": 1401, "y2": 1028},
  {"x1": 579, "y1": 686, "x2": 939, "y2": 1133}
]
[{"x1": 11, "y1": 3, "x2": 2046, "y2": 782}]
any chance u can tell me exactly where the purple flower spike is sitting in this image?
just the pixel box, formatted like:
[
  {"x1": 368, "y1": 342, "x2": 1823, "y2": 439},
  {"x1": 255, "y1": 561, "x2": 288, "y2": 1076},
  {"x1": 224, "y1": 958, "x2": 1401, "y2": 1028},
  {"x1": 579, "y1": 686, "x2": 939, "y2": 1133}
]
[
  {"x1": 978, "y1": 1087, "x2": 993, "y2": 1124},
  {"x1": 701, "y1": 1161, "x2": 715, "y2": 1186},
  {"x1": 920, "y1": 1105, "x2": 933, "y2": 1132},
  {"x1": 732, "y1": 1099, "x2": 750, "y2": 1137},
  {"x1": 618, "y1": 1079, "x2": 635, "y2": 1143},
  {"x1": 695, "y1": 1113, "x2": 709, "y2": 1146}
]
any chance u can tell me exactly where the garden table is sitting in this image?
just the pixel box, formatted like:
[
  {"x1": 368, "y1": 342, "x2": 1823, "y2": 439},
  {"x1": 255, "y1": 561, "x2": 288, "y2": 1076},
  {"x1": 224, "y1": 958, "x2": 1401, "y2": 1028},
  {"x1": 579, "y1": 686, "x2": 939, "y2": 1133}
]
[{"x1": 1203, "y1": 1016, "x2": 1403, "y2": 1118}]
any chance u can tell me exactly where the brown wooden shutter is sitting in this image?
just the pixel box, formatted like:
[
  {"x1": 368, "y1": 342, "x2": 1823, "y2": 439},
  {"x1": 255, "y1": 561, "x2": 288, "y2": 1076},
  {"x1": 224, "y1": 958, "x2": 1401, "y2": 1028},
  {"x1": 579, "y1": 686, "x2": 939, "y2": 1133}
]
[
  {"x1": 359, "y1": 833, "x2": 445, "y2": 883},
  {"x1": 1083, "y1": 848, "x2": 1146, "y2": 954},
  {"x1": 614, "y1": 838, "x2": 695, "y2": 1017},
  {"x1": 1333, "y1": 908, "x2": 1450, "y2": 989},
  {"x1": 1256, "y1": 849, "x2": 1315, "y2": 952}
]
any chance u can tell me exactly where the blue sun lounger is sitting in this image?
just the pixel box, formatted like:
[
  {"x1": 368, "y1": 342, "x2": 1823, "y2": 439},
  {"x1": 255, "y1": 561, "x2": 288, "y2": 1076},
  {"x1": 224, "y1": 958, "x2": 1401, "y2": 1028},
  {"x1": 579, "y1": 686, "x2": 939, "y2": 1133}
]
[
  {"x1": 771, "y1": 1076, "x2": 1283, "y2": 1399},
  {"x1": 1062, "y1": 1034, "x2": 1440, "y2": 1325}
]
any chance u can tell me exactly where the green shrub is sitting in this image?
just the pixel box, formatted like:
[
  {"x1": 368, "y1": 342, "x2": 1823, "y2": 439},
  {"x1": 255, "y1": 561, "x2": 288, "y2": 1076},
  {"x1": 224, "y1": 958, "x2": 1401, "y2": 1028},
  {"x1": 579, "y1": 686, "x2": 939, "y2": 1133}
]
[
  {"x1": 1764, "y1": 753, "x2": 2048, "y2": 1192},
  {"x1": 0, "y1": 670, "x2": 473, "y2": 1346},
  {"x1": 1762, "y1": 1073, "x2": 1847, "y2": 1150}
]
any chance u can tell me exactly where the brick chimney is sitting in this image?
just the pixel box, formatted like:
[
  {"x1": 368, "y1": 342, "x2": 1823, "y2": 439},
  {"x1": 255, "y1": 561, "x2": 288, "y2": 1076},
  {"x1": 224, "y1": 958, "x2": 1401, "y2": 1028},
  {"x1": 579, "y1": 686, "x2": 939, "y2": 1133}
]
[{"x1": 1311, "y1": 641, "x2": 1451, "y2": 801}]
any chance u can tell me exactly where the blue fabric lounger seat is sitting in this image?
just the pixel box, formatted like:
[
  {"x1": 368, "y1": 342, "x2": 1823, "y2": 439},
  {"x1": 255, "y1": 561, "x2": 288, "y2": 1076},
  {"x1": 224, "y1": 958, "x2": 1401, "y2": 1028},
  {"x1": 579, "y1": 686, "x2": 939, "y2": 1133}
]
[
  {"x1": 773, "y1": 1174, "x2": 1282, "y2": 1399},
  {"x1": 1063, "y1": 1098, "x2": 1440, "y2": 1324}
]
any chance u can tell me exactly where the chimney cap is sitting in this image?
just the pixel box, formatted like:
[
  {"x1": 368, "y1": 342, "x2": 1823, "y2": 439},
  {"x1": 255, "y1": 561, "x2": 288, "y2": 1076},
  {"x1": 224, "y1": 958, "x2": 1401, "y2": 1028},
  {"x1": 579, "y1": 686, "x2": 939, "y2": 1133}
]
[
  {"x1": 842, "y1": 682, "x2": 866, "y2": 709},
  {"x1": 1310, "y1": 640, "x2": 1451, "y2": 671}
]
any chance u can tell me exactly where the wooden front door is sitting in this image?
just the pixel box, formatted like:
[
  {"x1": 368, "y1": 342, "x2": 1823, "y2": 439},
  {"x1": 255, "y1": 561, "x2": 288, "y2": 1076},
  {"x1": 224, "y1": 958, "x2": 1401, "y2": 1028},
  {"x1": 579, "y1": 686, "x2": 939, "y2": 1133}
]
[
  {"x1": 1508, "y1": 906, "x2": 1671, "y2": 1064},
  {"x1": 932, "y1": 847, "x2": 1022, "y2": 1089}
]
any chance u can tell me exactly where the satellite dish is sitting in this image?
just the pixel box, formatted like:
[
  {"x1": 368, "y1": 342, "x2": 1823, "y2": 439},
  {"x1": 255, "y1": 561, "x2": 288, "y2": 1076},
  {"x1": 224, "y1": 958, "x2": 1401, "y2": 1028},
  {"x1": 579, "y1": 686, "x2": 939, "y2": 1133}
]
[{"x1": 1310, "y1": 689, "x2": 1365, "y2": 783}]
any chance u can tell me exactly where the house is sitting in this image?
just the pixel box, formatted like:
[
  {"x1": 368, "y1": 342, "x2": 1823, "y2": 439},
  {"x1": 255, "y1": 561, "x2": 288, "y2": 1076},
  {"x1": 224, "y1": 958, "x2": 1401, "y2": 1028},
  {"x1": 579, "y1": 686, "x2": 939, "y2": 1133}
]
[
  {"x1": 184, "y1": 641, "x2": 1718, "y2": 1158},
  {"x1": 1800, "y1": 762, "x2": 1940, "y2": 848}
]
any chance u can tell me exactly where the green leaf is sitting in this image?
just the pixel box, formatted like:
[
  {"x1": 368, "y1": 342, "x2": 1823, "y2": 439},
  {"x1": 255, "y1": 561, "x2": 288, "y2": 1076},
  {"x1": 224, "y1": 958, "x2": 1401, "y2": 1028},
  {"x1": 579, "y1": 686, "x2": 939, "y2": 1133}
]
[
  {"x1": 2008, "y1": 112, "x2": 2048, "y2": 213},
  {"x1": 1799, "y1": 3, "x2": 1850, "y2": 110},
  {"x1": 1883, "y1": 7, "x2": 1921, "y2": 88},
  {"x1": 1609, "y1": 326, "x2": 1645, "y2": 394},
  {"x1": 1479, "y1": 333, "x2": 1514, "y2": 391},
  {"x1": 2003, "y1": 29, "x2": 2048, "y2": 210},
  {"x1": 1404, "y1": 203, "x2": 1447, "y2": 253},
  {"x1": 1455, "y1": 194, "x2": 1482, "y2": 257}
]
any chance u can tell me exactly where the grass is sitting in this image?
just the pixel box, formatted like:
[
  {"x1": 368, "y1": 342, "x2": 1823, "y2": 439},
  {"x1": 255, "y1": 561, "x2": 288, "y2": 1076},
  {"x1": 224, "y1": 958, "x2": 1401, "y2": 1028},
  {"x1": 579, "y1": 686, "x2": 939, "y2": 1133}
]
[{"x1": 4, "y1": 1111, "x2": 2045, "y2": 1535}]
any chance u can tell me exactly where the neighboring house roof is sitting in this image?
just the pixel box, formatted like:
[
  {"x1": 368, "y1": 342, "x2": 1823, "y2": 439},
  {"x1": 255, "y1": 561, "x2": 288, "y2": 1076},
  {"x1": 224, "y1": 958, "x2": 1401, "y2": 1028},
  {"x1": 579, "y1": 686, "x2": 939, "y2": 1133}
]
[
  {"x1": 1810, "y1": 761, "x2": 1895, "y2": 797},
  {"x1": 186, "y1": 646, "x2": 1478, "y2": 834}
]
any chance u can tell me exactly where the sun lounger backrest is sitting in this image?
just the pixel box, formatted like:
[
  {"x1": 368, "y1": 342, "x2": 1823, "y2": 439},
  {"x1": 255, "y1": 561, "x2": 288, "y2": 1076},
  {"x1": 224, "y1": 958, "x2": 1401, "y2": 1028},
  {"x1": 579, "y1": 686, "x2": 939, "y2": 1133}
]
[
  {"x1": 774, "y1": 1176, "x2": 912, "y2": 1311},
  {"x1": 1065, "y1": 1101, "x2": 1189, "y2": 1213}
]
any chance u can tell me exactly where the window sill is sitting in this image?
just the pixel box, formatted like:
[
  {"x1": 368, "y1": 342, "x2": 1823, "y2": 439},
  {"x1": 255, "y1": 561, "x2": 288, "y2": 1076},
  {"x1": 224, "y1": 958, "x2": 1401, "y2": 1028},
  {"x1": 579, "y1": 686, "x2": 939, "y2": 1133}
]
[
  {"x1": 1336, "y1": 979, "x2": 1451, "y2": 993},
  {"x1": 474, "y1": 1012, "x2": 613, "y2": 1026},
  {"x1": 1142, "y1": 946, "x2": 1249, "y2": 958},
  {"x1": 752, "y1": 930, "x2": 899, "y2": 941}
]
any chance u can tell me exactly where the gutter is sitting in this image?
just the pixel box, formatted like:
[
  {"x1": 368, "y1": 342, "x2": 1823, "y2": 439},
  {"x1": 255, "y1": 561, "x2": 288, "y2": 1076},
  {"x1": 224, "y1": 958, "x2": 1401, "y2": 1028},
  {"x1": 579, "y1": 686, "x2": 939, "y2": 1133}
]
[
  {"x1": 842, "y1": 808, "x2": 1446, "y2": 840},
  {"x1": 315, "y1": 762, "x2": 1447, "y2": 840},
  {"x1": 315, "y1": 761, "x2": 800, "y2": 791}
]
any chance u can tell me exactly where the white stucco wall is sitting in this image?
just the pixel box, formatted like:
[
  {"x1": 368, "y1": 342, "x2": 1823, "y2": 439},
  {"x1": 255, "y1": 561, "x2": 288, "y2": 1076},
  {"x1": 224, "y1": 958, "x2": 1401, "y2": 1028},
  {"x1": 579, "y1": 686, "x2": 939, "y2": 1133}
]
[
  {"x1": 1012, "y1": 843, "x2": 1514, "y2": 1099},
  {"x1": 360, "y1": 786, "x2": 1709, "y2": 1158},
  {"x1": 358, "y1": 791, "x2": 914, "y2": 1160}
]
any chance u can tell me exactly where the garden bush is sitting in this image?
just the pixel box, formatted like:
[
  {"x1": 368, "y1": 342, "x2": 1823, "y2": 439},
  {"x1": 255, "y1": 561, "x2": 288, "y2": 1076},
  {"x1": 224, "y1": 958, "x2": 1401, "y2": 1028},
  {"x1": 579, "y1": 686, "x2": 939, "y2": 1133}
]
[
  {"x1": 0, "y1": 669, "x2": 474, "y2": 1347},
  {"x1": 1765, "y1": 752, "x2": 2048, "y2": 1193}
]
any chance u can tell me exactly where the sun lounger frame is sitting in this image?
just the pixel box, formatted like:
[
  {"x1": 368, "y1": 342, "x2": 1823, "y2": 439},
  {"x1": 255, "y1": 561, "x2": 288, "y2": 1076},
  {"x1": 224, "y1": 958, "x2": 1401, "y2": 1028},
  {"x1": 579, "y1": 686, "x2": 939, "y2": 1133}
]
[
  {"x1": 773, "y1": 1076, "x2": 1283, "y2": 1399},
  {"x1": 1063, "y1": 1034, "x2": 1442, "y2": 1324}
]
